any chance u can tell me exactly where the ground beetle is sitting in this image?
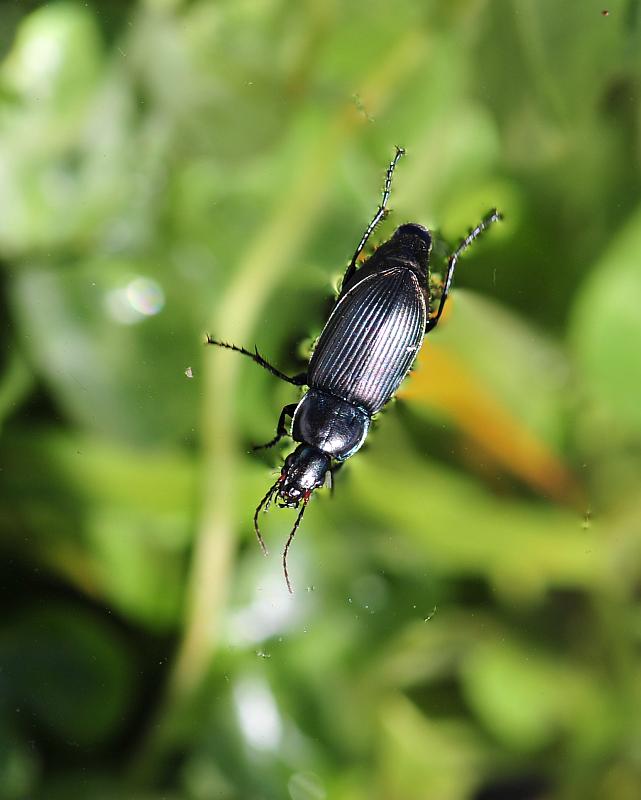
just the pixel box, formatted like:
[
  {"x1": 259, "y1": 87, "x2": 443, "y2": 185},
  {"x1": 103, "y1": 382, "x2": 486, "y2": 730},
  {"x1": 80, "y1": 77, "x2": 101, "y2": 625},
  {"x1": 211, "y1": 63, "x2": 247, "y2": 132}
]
[{"x1": 207, "y1": 148, "x2": 501, "y2": 592}]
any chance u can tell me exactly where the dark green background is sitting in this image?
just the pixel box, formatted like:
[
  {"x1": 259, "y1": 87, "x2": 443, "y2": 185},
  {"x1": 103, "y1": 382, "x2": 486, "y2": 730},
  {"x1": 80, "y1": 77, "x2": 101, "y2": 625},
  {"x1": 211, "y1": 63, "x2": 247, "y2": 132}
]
[{"x1": 1, "y1": 1, "x2": 641, "y2": 798}]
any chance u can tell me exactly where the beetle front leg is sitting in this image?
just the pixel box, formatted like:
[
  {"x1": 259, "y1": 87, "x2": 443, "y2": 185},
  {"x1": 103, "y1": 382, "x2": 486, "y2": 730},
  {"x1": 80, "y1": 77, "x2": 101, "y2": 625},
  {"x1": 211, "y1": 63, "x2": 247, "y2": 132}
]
[
  {"x1": 252, "y1": 403, "x2": 298, "y2": 451},
  {"x1": 206, "y1": 337, "x2": 307, "y2": 386}
]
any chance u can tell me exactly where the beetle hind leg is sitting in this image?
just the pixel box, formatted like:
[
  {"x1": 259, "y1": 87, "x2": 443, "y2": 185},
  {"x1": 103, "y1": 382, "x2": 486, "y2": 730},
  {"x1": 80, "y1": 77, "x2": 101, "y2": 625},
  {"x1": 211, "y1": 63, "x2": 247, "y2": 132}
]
[{"x1": 425, "y1": 209, "x2": 502, "y2": 334}]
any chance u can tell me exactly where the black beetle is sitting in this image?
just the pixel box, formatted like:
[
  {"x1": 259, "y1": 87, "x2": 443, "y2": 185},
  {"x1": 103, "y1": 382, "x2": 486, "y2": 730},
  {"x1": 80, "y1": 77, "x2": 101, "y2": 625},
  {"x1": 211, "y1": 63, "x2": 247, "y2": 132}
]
[{"x1": 207, "y1": 148, "x2": 501, "y2": 592}]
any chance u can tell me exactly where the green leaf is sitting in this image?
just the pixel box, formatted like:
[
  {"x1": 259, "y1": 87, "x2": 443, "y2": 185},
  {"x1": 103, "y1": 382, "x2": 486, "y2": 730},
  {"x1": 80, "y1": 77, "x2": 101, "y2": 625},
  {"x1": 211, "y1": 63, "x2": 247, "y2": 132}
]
[
  {"x1": 0, "y1": 351, "x2": 33, "y2": 434},
  {"x1": 409, "y1": 291, "x2": 570, "y2": 448},
  {"x1": 10, "y1": 261, "x2": 200, "y2": 446},
  {"x1": 0, "y1": 726, "x2": 38, "y2": 800},
  {"x1": 461, "y1": 638, "x2": 617, "y2": 755},
  {"x1": 378, "y1": 694, "x2": 489, "y2": 800},
  {"x1": 570, "y1": 203, "x2": 641, "y2": 437},
  {"x1": 0, "y1": 430, "x2": 195, "y2": 628},
  {"x1": 0, "y1": 606, "x2": 133, "y2": 746},
  {"x1": 1, "y1": 2, "x2": 102, "y2": 116},
  {"x1": 347, "y1": 417, "x2": 605, "y2": 601}
]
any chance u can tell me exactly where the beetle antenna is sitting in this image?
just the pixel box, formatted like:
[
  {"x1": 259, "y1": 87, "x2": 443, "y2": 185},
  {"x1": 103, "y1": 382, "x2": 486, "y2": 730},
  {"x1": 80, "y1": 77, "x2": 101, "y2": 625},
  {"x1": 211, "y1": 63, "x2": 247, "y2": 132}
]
[
  {"x1": 282, "y1": 497, "x2": 309, "y2": 594},
  {"x1": 253, "y1": 478, "x2": 280, "y2": 556},
  {"x1": 347, "y1": 146, "x2": 406, "y2": 278},
  {"x1": 427, "y1": 208, "x2": 502, "y2": 332}
]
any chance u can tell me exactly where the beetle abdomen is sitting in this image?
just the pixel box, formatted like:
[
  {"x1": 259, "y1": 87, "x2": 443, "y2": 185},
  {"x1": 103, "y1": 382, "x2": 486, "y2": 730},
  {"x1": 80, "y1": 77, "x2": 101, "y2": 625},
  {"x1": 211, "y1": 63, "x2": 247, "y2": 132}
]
[{"x1": 308, "y1": 268, "x2": 426, "y2": 413}]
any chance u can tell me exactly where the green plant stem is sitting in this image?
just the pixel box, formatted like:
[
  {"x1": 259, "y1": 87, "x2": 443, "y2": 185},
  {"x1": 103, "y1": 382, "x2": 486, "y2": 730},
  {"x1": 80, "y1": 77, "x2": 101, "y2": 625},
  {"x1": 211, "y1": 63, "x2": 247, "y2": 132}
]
[{"x1": 130, "y1": 28, "x2": 428, "y2": 780}]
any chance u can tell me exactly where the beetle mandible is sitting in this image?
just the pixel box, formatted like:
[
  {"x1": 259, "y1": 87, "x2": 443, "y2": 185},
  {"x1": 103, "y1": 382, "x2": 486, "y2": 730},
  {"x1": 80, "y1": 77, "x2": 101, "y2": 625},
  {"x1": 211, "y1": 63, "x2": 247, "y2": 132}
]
[{"x1": 207, "y1": 147, "x2": 502, "y2": 592}]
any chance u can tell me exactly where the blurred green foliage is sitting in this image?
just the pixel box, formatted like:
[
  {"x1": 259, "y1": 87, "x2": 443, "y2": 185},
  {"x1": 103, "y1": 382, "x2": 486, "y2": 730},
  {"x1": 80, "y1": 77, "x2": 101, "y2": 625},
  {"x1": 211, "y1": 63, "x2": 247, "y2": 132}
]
[{"x1": 1, "y1": 1, "x2": 641, "y2": 798}]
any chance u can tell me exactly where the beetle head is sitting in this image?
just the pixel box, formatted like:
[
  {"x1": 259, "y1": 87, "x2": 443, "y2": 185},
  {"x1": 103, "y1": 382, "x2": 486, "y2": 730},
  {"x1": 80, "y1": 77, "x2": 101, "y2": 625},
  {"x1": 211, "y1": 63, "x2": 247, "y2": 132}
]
[
  {"x1": 278, "y1": 444, "x2": 330, "y2": 508},
  {"x1": 252, "y1": 444, "x2": 330, "y2": 593}
]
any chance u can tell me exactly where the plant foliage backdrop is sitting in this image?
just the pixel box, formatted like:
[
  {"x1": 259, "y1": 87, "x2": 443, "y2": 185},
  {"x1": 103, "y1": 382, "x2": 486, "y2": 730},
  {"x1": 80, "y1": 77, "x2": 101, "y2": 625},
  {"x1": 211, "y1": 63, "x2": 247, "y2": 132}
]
[{"x1": 1, "y1": 1, "x2": 641, "y2": 798}]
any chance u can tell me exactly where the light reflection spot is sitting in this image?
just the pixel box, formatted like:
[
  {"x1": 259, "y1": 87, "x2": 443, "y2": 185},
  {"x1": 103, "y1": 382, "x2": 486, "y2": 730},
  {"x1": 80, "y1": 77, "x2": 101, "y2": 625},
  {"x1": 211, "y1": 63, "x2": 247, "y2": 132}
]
[
  {"x1": 104, "y1": 276, "x2": 165, "y2": 325},
  {"x1": 288, "y1": 772, "x2": 326, "y2": 800},
  {"x1": 233, "y1": 677, "x2": 282, "y2": 752},
  {"x1": 126, "y1": 276, "x2": 165, "y2": 316}
]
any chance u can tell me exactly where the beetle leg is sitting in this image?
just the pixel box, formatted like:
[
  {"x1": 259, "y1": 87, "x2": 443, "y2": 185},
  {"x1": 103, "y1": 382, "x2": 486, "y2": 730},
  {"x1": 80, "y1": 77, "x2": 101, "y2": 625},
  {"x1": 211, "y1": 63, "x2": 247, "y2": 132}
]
[
  {"x1": 252, "y1": 403, "x2": 298, "y2": 451},
  {"x1": 205, "y1": 336, "x2": 307, "y2": 385},
  {"x1": 425, "y1": 209, "x2": 502, "y2": 334},
  {"x1": 342, "y1": 146, "x2": 406, "y2": 289}
]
